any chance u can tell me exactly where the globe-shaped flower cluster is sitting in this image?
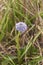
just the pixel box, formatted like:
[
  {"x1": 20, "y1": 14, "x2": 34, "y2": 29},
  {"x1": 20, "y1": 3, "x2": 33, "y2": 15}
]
[{"x1": 16, "y1": 22, "x2": 27, "y2": 33}]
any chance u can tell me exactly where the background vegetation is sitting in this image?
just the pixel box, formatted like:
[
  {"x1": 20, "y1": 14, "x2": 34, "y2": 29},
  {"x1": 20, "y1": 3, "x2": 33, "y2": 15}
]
[{"x1": 0, "y1": 0, "x2": 43, "y2": 65}]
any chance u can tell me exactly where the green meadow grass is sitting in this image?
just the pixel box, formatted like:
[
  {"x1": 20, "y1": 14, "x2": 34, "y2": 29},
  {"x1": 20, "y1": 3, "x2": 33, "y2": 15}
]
[{"x1": 0, "y1": 0, "x2": 43, "y2": 65}]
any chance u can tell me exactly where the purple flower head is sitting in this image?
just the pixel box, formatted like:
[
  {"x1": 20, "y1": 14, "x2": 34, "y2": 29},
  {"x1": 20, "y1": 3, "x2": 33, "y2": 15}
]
[{"x1": 16, "y1": 22, "x2": 27, "y2": 33}]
